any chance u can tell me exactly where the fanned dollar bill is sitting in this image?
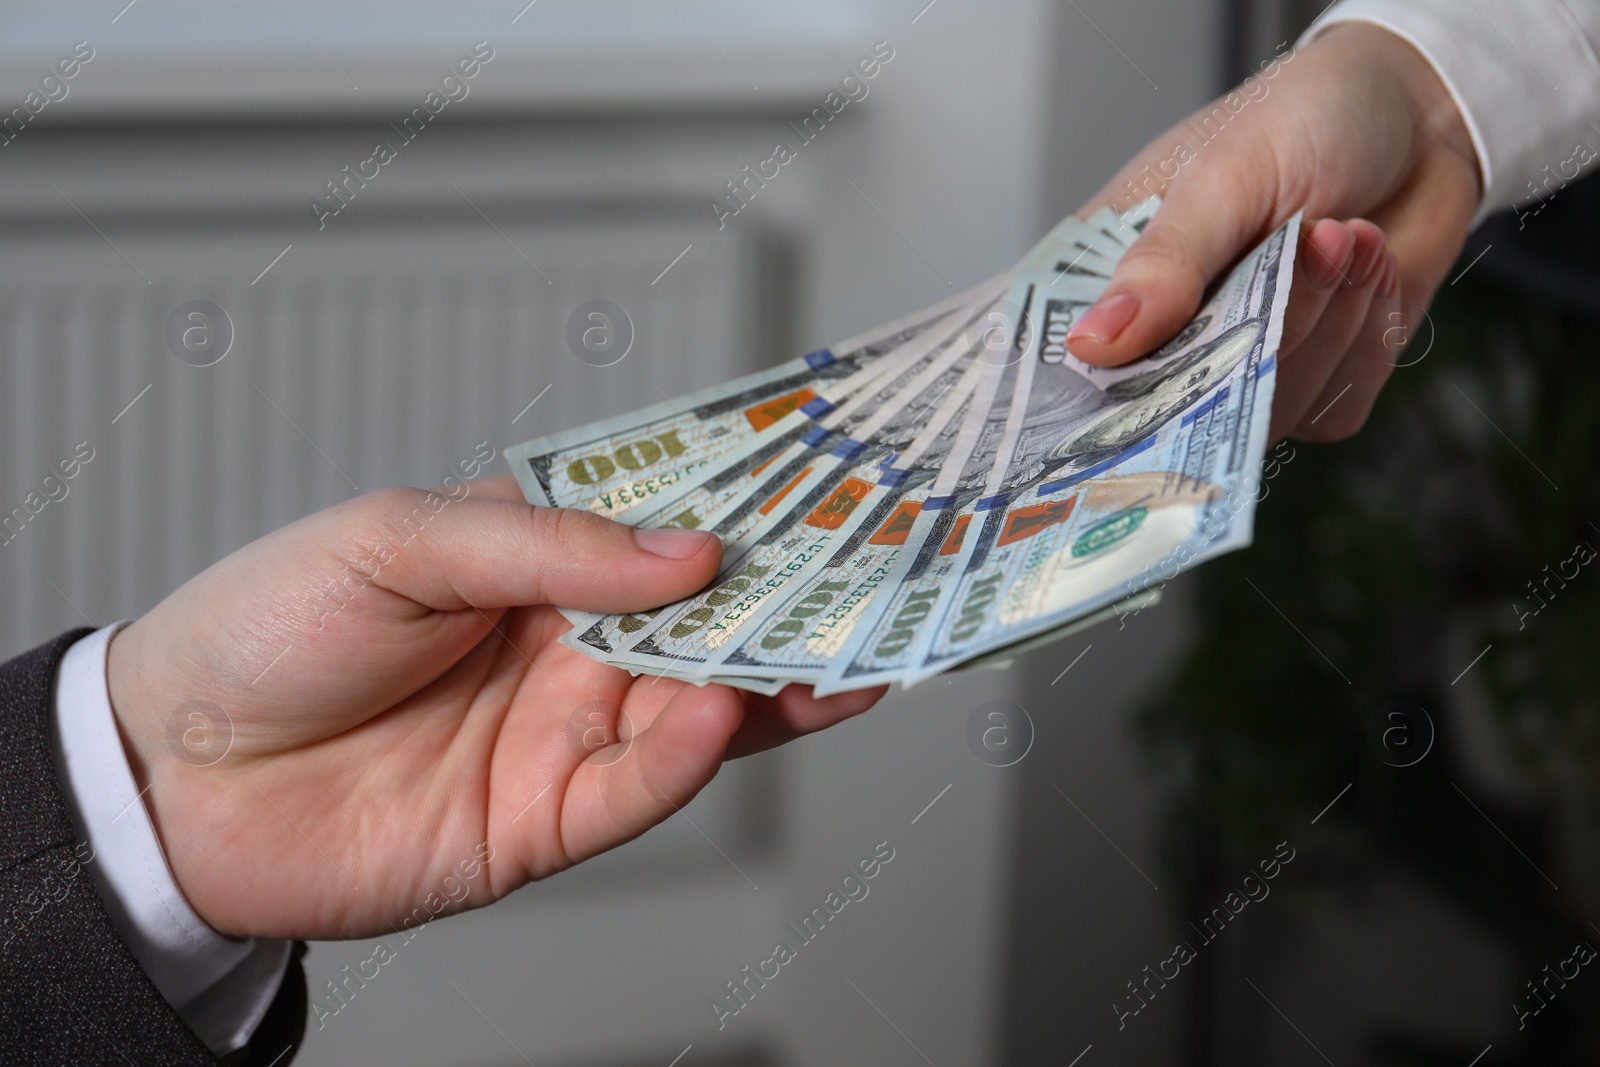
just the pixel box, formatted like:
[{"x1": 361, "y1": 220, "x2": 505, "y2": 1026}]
[
  {"x1": 506, "y1": 275, "x2": 1007, "y2": 517},
  {"x1": 564, "y1": 292, "x2": 1005, "y2": 660},
  {"x1": 899, "y1": 213, "x2": 1299, "y2": 686},
  {"x1": 700, "y1": 354, "x2": 998, "y2": 681},
  {"x1": 505, "y1": 199, "x2": 1299, "y2": 693},
  {"x1": 608, "y1": 299, "x2": 1014, "y2": 673}
]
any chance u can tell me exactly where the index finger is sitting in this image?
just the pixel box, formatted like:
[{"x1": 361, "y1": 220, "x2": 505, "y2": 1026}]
[{"x1": 1068, "y1": 149, "x2": 1277, "y2": 366}]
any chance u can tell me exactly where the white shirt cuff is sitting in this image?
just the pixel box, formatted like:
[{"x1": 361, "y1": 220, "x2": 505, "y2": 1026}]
[
  {"x1": 1304, "y1": 0, "x2": 1600, "y2": 225},
  {"x1": 49, "y1": 623, "x2": 290, "y2": 1056}
]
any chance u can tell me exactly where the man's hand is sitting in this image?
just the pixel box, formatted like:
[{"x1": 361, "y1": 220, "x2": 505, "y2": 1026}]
[
  {"x1": 1068, "y1": 22, "x2": 1482, "y2": 441},
  {"x1": 105, "y1": 476, "x2": 884, "y2": 941}
]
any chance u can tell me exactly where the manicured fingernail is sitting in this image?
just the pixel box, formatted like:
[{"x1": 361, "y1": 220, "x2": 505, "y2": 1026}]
[
  {"x1": 1303, "y1": 220, "x2": 1354, "y2": 289},
  {"x1": 1067, "y1": 292, "x2": 1140, "y2": 346},
  {"x1": 635, "y1": 527, "x2": 718, "y2": 559},
  {"x1": 1377, "y1": 253, "x2": 1399, "y2": 299}
]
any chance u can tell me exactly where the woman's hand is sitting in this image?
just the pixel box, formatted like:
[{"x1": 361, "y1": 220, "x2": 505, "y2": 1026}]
[
  {"x1": 1068, "y1": 22, "x2": 1482, "y2": 441},
  {"x1": 105, "y1": 475, "x2": 884, "y2": 940}
]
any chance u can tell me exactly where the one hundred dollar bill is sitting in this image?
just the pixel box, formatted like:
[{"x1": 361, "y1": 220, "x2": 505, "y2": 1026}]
[
  {"x1": 900, "y1": 215, "x2": 1299, "y2": 684},
  {"x1": 506, "y1": 275, "x2": 1008, "y2": 517},
  {"x1": 504, "y1": 197, "x2": 1299, "y2": 695},
  {"x1": 807, "y1": 229, "x2": 1126, "y2": 693},
  {"x1": 587, "y1": 217, "x2": 1122, "y2": 674},
  {"x1": 700, "y1": 353, "x2": 999, "y2": 679},
  {"x1": 607, "y1": 310, "x2": 1010, "y2": 673},
  {"x1": 563, "y1": 293, "x2": 1004, "y2": 657},
  {"x1": 812, "y1": 291, "x2": 1044, "y2": 694},
  {"x1": 686, "y1": 211, "x2": 1136, "y2": 682}
]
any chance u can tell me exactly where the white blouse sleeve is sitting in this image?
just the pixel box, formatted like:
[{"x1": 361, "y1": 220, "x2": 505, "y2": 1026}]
[{"x1": 1304, "y1": 0, "x2": 1600, "y2": 225}]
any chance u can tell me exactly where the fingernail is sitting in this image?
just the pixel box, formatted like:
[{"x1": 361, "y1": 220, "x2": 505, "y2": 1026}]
[
  {"x1": 1347, "y1": 226, "x2": 1384, "y2": 287},
  {"x1": 1377, "y1": 253, "x2": 1399, "y2": 299},
  {"x1": 1303, "y1": 220, "x2": 1354, "y2": 289},
  {"x1": 635, "y1": 527, "x2": 717, "y2": 559},
  {"x1": 1067, "y1": 292, "x2": 1140, "y2": 346}
]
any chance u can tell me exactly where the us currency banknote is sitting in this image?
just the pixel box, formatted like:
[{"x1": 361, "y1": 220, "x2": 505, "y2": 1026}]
[
  {"x1": 817, "y1": 211, "x2": 1294, "y2": 689},
  {"x1": 506, "y1": 274, "x2": 1011, "y2": 517},
  {"x1": 813, "y1": 292, "x2": 1044, "y2": 693},
  {"x1": 799, "y1": 208, "x2": 1150, "y2": 691},
  {"x1": 506, "y1": 198, "x2": 1299, "y2": 693},
  {"x1": 566, "y1": 295, "x2": 1004, "y2": 662},
  {"x1": 608, "y1": 309, "x2": 1006, "y2": 672},
  {"x1": 700, "y1": 352, "x2": 999, "y2": 680},
  {"x1": 900, "y1": 214, "x2": 1299, "y2": 685},
  {"x1": 612, "y1": 214, "x2": 1135, "y2": 680},
  {"x1": 549, "y1": 290, "x2": 1005, "y2": 642},
  {"x1": 549, "y1": 215, "x2": 1116, "y2": 668}
]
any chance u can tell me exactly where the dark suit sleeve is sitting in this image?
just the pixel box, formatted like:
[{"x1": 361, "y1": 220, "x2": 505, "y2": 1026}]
[{"x1": 0, "y1": 631, "x2": 308, "y2": 1066}]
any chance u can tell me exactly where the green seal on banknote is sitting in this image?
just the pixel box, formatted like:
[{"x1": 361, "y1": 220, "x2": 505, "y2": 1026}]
[{"x1": 1071, "y1": 506, "x2": 1147, "y2": 559}]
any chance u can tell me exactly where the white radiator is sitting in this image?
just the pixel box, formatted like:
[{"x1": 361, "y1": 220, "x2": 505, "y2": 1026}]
[{"x1": 0, "y1": 216, "x2": 768, "y2": 660}]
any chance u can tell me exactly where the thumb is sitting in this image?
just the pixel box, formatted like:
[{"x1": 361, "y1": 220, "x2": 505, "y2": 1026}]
[
  {"x1": 1068, "y1": 164, "x2": 1275, "y2": 366},
  {"x1": 349, "y1": 487, "x2": 722, "y2": 615}
]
